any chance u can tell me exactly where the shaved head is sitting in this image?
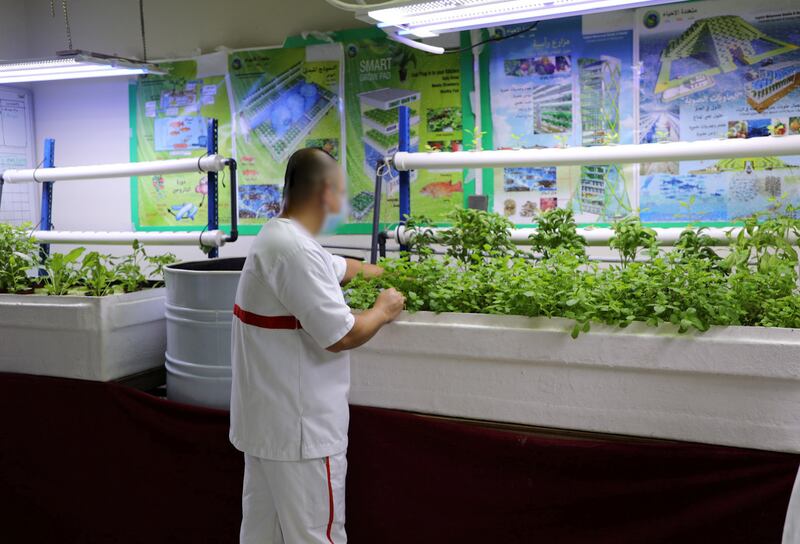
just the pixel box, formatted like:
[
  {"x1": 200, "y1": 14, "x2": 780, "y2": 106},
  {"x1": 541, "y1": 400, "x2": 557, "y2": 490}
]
[{"x1": 282, "y1": 147, "x2": 340, "y2": 212}]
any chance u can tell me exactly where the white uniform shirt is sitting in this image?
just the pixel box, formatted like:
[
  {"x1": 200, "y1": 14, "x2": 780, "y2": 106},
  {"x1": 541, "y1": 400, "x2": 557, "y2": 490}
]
[{"x1": 230, "y1": 218, "x2": 355, "y2": 461}]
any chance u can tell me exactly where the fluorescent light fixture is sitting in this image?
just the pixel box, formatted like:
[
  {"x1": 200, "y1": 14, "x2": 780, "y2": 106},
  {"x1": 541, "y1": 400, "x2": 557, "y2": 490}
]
[
  {"x1": 0, "y1": 50, "x2": 165, "y2": 84},
  {"x1": 360, "y1": 0, "x2": 686, "y2": 39}
]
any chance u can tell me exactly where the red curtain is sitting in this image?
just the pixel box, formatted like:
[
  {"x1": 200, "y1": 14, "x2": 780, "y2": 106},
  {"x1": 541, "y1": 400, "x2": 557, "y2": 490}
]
[{"x1": 0, "y1": 372, "x2": 797, "y2": 543}]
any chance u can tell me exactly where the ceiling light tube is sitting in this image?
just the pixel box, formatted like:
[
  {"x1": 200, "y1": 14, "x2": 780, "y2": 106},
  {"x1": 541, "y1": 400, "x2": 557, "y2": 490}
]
[
  {"x1": 0, "y1": 51, "x2": 164, "y2": 84},
  {"x1": 413, "y1": 0, "x2": 680, "y2": 34},
  {"x1": 0, "y1": 68, "x2": 151, "y2": 84},
  {"x1": 366, "y1": 0, "x2": 685, "y2": 39}
]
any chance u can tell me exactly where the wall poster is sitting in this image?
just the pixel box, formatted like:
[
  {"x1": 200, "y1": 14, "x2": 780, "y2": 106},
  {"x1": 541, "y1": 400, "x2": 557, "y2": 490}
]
[
  {"x1": 227, "y1": 45, "x2": 344, "y2": 233},
  {"x1": 636, "y1": 0, "x2": 800, "y2": 223},
  {"x1": 131, "y1": 60, "x2": 233, "y2": 230},
  {"x1": 338, "y1": 30, "x2": 467, "y2": 232},
  {"x1": 484, "y1": 15, "x2": 636, "y2": 224}
]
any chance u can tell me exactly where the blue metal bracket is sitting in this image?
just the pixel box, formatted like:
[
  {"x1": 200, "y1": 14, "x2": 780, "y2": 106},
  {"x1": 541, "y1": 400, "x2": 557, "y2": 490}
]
[
  {"x1": 398, "y1": 105, "x2": 411, "y2": 252},
  {"x1": 206, "y1": 119, "x2": 219, "y2": 259},
  {"x1": 38, "y1": 138, "x2": 56, "y2": 271}
]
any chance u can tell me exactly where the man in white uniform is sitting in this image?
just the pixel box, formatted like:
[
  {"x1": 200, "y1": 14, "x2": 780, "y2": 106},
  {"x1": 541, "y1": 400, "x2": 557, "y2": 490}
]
[{"x1": 230, "y1": 147, "x2": 405, "y2": 544}]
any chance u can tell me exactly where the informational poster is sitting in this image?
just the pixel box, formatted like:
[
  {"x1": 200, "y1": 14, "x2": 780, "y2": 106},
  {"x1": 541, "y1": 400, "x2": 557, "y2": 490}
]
[
  {"x1": 227, "y1": 45, "x2": 343, "y2": 233},
  {"x1": 486, "y1": 15, "x2": 636, "y2": 224},
  {"x1": 132, "y1": 60, "x2": 232, "y2": 230},
  {"x1": 636, "y1": 0, "x2": 800, "y2": 223},
  {"x1": 0, "y1": 87, "x2": 37, "y2": 225},
  {"x1": 340, "y1": 33, "x2": 465, "y2": 232}
]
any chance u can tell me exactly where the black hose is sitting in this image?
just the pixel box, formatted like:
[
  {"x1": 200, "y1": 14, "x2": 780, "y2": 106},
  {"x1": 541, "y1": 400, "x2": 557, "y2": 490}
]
[
  {"x1": 369, "y1": 160, "x2": 385, "y2": 264},
  {"x1": 378, "y1": 231, "x2": 387, "y2": 259},
  {"x1": 225, "y1": 158, "x2": 239, "y2": 243}
]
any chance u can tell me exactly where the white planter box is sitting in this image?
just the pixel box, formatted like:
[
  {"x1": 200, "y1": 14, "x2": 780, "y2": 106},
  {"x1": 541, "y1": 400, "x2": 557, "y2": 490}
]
[
  {"x1": 0, "y1": 289, "x2": 166, "y2": 381},
  {"x1": 351, "y1": 312, "x2": 800, "y2": 453}
]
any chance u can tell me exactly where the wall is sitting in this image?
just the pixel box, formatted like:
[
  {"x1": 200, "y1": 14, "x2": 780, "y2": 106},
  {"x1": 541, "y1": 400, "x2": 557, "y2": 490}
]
[
  {"x1": 9, "y1": 0, "x2": 617, "y2": 263},
  {"x1": 21, "y1": 0, "x2": 366, "y2": 60},
  {"x1": 18, "y1": 0, "x2": 373, "y2": 262},
  {"x1": 0, "y1": 0, "x2": 27, "y2": 60}
]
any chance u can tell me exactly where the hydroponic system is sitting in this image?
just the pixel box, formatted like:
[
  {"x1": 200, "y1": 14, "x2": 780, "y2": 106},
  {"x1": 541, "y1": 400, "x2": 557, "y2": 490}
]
[
  {"x1": 343, "y1": 105, "x2": 800, "y2": 456},
  {"x1": 0, "y1": 119, "x2": 239, "y2": 382}
]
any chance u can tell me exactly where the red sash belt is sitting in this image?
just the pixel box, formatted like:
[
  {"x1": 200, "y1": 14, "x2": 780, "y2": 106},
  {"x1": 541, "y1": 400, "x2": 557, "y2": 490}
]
[{"x1": 233, "y1": 304, "x2": 302, "y2": 330}]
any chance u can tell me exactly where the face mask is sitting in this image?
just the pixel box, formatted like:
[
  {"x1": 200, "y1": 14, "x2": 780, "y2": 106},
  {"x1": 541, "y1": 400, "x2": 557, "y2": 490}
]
[{"x1": 322, "y1": 212, "x2": 343, "y2": 234}]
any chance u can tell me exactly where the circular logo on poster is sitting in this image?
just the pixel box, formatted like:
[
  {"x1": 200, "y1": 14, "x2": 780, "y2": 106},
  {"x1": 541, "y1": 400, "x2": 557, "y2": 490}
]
[
  {"x1": 346, "y1": 44, "x2": 358, "y2": 58},
  {"x1": 643, "y1": 10, "x2": 660, "y2": 29},
  {"x1": 231, "y1": 58, "x2": 242, "y2": 70}
]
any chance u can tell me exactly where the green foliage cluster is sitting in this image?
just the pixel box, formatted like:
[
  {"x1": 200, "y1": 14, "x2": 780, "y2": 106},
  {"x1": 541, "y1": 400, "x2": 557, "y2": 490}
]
[
  {"x1": 0, "y1": 226, "x2": 175, "y2": 296},
  {"x1": 426, "y1": 108, "x2": 462, "y2": 132},
  {"x1": 0, "y1": 222, "x2": 40, "y2": 293},
  {"x1": 363, "y1": 107, "x2": 418, "y2": 126},
  {"x1": 347, "y1": 206, "x2": 800, "y2": 337}
]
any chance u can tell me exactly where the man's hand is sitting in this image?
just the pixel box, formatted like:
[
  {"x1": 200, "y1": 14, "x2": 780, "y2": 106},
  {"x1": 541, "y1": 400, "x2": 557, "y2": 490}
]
[
  {"x1": 327, "y1": 288, "x2": 406, "y2": 353},
  {"x1": 374, "y1": 288, "x2": 405, "y2": 323}
]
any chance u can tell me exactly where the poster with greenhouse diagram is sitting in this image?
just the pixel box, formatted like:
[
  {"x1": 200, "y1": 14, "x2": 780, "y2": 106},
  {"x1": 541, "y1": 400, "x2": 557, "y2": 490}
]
[
  {"x1": 486, "y1": 16, "x2": 636, "y2": 224},
  {"x1": 339, "y1": 34, "x2": 465, "y2": 232},
  {"x1": 228, "y1": 45, "x2": 343, "y2": 232},
  {"x1": 132, "y1": 60, "x2": 232, "y2": 230},
  {"x1": 636, "y1": 0, "x2": 800, "y2": 223}
]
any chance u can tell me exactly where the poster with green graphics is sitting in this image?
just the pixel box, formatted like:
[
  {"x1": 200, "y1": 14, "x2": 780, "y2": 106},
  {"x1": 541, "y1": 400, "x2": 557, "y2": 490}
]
[
  {"x1": 339, "y1": 34, "x2": 468, "y2": 233},
  {"x1": 132, "y1": 60, "x2": 232, "y2": 230},
  {"x1": 482, "y1": 18, "x2": 636, "y2": 225},
  {"x1": 227, "y1": 45, "x2": 344, "y2": 234}
]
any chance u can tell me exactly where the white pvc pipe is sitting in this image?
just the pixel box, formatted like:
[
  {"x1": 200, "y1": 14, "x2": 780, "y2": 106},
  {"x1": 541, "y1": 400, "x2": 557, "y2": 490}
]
[
  {"x1": 392, "y1": 135, "x2": 800, "y2": 170},
  {"x1": 28, "y1": 230, "x2": 227, "y2": 247},
  {"x1": 384, "y1": 30, "x2": 445, "y2": 55},
  {"x1": 391, "y1": 226, "x2": 745, "y2": 247},
  {"x1": 2, "y1": 155, "x2": 228, "y2": 183}
]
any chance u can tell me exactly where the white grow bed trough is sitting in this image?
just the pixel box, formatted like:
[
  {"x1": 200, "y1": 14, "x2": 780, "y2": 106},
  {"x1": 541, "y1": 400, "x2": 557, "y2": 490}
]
[
  {"x1": 350, "y1": 311, "x2": 800, "y2": 453},
  {"x1": 0, "y1": 289, "x2": 166, "y2": 381}
]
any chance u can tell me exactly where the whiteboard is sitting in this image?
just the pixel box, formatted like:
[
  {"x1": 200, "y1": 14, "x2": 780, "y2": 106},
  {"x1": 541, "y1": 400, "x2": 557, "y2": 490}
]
[{"x1": 0, "y1": 86, "x2": 37, "y2": 225}]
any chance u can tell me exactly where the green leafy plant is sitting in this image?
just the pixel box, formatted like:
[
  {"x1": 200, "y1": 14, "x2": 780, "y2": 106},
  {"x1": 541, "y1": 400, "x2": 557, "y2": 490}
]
[
  {"x1": 113, "y1": 241, "x2": 175, "y2": 293},
  {"x1": 609, "y1": 216, "x2": 657, "y2": 267},
  {"x1": 0, "y1": 222, "x2": 39, "y2": 293},
  {"x1": 402, "y1": 215, "x2": 437, "y2": 261},
  {"x1": 43, "y1": 247, "x2": 85, "y2": 295},
  {"x1": 673, "y1": 195, "x2": 709, "y2": 223},
  {"x1": 462, "y1": 128, "x2": 486, "y2": 151},
  {"x1": 439, "y1": 208, "x2": 515, "y2": 265},
  {"x1": 0, "y1": 231, "x2": 174, "y2": 297},
  {"x1": 760, "y1": 295, "x2": 800, "y2": 328},
  {"x1": 346, "y1": 207, "x2": 800, "y2": 339},
  {"x1": 528, "y1": 208, "x2": 587, "y2": 260},
  {"x1": 146, "y1": 252, "x2": 177, "y2": 287},
  {"x1": 80, "y1": 251, "x2": 119, "y2": 297},
  {"x1": 673, "y1": 227, "x2": 720, "y2": 263}
]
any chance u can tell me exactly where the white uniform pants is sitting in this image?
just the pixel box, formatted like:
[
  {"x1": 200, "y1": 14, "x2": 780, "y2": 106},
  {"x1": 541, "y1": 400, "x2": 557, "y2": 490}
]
[
  {"x1": 240, "y1": 452, "x2": 347, "y2": 544},
  {"x1": 784, "y1": 466, "x2": 800, "y2": 544}
]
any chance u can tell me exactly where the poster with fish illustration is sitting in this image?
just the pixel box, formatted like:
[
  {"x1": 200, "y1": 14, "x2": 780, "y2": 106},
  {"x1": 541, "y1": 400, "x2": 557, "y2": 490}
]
[
  {"x1": 484, "y1": 15, "x2": 636, "y2": 224},
  {"x1": 335, "y1": 28, "x2": 467, "y2": 233},
  {"x1": 636, "y1": 0, "x2": 800, "y2": 223},
  {"x1": 132, "y1": 60, "x2": 233, "y2": 230},
  {"x1": 227, "y1": 45, "x2": 344, "y2": 233}
]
